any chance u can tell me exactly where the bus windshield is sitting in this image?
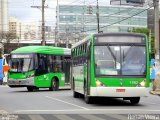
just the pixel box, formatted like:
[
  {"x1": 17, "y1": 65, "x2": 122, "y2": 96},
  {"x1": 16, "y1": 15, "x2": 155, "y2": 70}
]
[
  {"x1": 10, "y1": 58, "x2": 34, "y2": 72},
  {"x1": 94, "y1": 45, "x2": 146, "y2": 76}
]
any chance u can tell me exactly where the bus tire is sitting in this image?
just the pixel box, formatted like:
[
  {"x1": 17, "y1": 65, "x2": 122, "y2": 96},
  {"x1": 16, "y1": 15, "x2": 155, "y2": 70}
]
[
  {"x1": 27, "y1": 86, "x2": 38, "y2": 92},
  {"x1": 49, "y1": 78, "x2": 59, "y2": 91},
  {"x1": 27, "y1": 86, "x2": 34, "y2": 92},
  {"x1": 73, "y1": 91, "x2": 79, "y2": 98},
  {"x1": 130, "y1": 97, "x2": 140, "y2": 104}
]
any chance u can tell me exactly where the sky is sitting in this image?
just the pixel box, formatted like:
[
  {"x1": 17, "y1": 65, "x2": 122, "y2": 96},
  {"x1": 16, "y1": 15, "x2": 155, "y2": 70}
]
[{"x1": 8, "y1": 0, "x2": 110, "y2": 26}]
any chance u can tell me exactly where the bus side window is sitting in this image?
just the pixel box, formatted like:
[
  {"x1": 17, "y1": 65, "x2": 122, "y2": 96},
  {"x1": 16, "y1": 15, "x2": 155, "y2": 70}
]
[
  {"x1": 34, "y1": 54, "x2": 38, "y2": 69},
  {"x1": 38, "y1": 55, "x2": 48, "y2": 74},
  {"x1": 54, "y1": 56, "x2": 62, "y2": 72},
  {"x1": 47, "y1": 55, "x2": 53, "y2": 73}
]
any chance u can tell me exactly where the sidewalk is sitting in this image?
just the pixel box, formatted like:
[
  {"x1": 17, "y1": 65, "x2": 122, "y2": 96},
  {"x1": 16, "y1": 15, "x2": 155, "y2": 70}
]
[
  {"x1": 149, "y1": 80, "x2": 160, "y2": 95},
  {"x1": 150, "y1": 90, "x2": 160, "y2": 95}
]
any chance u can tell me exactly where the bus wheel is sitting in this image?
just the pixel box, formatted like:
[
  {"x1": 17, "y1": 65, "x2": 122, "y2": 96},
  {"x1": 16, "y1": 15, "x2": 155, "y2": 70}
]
[
  {"x1": 27, "y1": 87, "x2": 39, "y2": 92},
  {"x1": 130, "y1": 97, "x2": 140, "y2": 104},
  {"x1": 73, "y1": 91, "x2": 79, "y2": 98},
  {"x1": 27, "y1": 86, "x2": 34, "y2": 92},
  {"x1": 49, "y1": 78, "x2": 59, "y2": 91}
]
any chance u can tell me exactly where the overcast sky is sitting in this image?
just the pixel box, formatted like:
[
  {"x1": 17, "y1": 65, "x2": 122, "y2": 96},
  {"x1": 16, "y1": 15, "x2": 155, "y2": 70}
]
[{"x1": 8, "y1": 0, "x2": 110, "y2": 26}]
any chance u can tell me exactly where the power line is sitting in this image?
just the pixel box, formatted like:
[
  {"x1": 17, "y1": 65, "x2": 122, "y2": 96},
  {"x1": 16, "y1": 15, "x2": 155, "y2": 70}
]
[
  {"x1": 83, "y1": 3, "x2": 153, "y2": 33},
  {"x1": 67, "y1": 3, "x2": 153, "y2": 40},
  {"x1": 60, "y1": 6, "x2": 149, "y2": 34}
]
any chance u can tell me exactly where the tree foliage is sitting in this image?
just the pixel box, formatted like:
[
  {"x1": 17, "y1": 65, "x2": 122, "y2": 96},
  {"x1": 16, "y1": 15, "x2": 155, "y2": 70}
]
[{"x1": 0, "y1": 31, "x2": 17, "y2": 54}]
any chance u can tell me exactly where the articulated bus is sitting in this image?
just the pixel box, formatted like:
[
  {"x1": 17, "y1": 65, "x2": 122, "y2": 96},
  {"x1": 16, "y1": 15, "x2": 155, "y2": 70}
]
[
  {"x1": 8, "y1": 46, "x2": 71, "y2": 91},
  {"x1": 71, "y1": 33, "x2": 149, "y2": 104}
]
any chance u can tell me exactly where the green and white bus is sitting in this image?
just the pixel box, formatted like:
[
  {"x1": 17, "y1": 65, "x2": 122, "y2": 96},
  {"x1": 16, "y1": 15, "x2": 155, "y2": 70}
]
[
  {"x1": 8, "y1": 46, "x2": 71, "y2": 91},
  {"x1": 71, "y1": 33, "x2": 149, "y2": 104}
]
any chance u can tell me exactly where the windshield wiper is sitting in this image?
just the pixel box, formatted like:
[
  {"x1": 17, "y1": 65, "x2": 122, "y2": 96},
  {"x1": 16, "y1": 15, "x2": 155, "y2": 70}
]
[{"x1": 106, "y1": 44, "x2": 116, "y2": 61}]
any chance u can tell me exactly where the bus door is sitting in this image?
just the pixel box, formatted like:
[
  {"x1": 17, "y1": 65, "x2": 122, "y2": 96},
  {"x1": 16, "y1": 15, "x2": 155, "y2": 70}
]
[
  {"x1": 63, "y1": 56, "x2": 71, "y2": 84},
  {"x1": 35, "y1": 55, "x2": 49, "y2": 87}
]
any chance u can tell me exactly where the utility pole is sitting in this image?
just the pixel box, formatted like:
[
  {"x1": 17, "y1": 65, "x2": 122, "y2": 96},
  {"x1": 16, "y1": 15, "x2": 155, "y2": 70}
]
[
  {"x1": 41, "y1": 0, "x2": 45, "y2": 46},
  {"x1": 55, "y1": 26, "x2": 57, "y2": 46},
  {"x1": 66, "y1": 23, "x2": 69, "y2": 48},
  {"x1": 31, "y1": 0, "x2": 48, "y2": 46},
  {"x1": 55, "y1": 0, "x2": 59, "y2": 47},
  {"x1": 96, "y1": 0, "x2": 100, "y2": 33},
  {"x1": 149, "y1": 29, "x2": 152, "y2": 53},
  {"x1": 154, "y1": 0, "x2": 159, "y2": 61}
]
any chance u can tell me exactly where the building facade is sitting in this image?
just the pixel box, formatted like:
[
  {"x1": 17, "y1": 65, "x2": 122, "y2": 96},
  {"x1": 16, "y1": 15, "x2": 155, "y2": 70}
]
[
  {"x1": 23, "y1": 22, "x2": 38, "y2": 40},
  {"x1": 9, "y1": 17, "x2": 21, "y2": 40},
  {"x1": 0, "y1": 0, "x2": 9, "y2": 32},
  {"x1": 147, "y1": 9, "x2": 154, "y2": 34},
  {"x1": 110, "y1": 0, "x2": 145, "y2": 6},
  {"x1": 57, "y1": 5, "x2": 147, "y2": 43},
  {"x1": 37, "y1": 25, "x2": 55, "y2": 40}
]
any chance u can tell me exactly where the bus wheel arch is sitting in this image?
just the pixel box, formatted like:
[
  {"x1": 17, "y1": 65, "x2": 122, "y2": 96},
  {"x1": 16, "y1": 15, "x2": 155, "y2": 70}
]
[{"x1": 49, "y1": 77, "x2": 59, "y2": 91}]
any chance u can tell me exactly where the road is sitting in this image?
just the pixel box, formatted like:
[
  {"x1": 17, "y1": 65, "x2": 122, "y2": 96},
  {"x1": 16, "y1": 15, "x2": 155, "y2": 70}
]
[{"x1": 0, "y1": 86, "x2": 160, "y2": 120}]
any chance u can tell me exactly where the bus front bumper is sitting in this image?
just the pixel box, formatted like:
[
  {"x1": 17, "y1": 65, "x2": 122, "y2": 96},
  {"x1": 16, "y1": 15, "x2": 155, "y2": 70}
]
[
  {"x1": 90, "y1": 87, "x2": 149, "y2": 97},
  {"x1": 8, "y1": 77, "x2": 34, "y2": 86}
]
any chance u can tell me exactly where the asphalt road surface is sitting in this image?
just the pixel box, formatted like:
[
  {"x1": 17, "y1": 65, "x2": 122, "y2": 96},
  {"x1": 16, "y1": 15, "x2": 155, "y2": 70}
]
[{"x1": 0, "y1": 86, "x2": 160, "y2": 120}]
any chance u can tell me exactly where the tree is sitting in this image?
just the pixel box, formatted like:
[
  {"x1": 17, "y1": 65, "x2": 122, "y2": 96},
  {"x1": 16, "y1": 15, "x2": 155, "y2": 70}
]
[
  {"x1": 0, "y1": 31, "x2": 17, "y2": 54},
  {"x1": 128, "y1": 27, "x2": 149, "y2": 36}
]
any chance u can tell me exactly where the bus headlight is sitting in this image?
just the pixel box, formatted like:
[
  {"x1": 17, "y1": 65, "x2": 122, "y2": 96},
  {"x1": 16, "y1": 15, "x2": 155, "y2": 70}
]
[
  {"x1": 137, "y1": 80, "x2": 146, "y2": 87},
  {"x1": 96, "y1": 80, "x2": 104, "y2": 87}
]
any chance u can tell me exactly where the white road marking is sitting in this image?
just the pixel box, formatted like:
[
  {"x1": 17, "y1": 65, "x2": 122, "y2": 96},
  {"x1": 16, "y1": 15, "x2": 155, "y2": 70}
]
[
  {"x1": 0, "y1": 85, "x2": 8, "y2": 87},
  {"x1": 45, "y1": 96, "x2": 89, "y2": 110},
  {"x1": 91, "y1": 109, "x2": 160, "y2": 112},
  {"x1": 107, "y1": 114, "x2": 128, "y2": 120},
  {"x1": 15, "y1": 109, "x2": 160, "y2": 113},
  {"x1": 141, "y1": 101, "x2": 158, "y2": 105},
  {"x1": 15, "y1": 109, "x2": 84, "y2": 113},
  {"x1": 54, "y1": 115, "x2": 75, "y2": 120},
  {"x1": 79, "y1": 114, "x2": 106, "y2": 120},
  {"x1": 28, "y1": 115, "x2": 45, "y2": 120}
]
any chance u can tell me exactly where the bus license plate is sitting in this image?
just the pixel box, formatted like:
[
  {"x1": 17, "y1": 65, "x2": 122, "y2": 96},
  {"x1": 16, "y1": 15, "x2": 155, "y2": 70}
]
[{"x1": 116, "y1": 89, "x2": 125, "y2": 92}]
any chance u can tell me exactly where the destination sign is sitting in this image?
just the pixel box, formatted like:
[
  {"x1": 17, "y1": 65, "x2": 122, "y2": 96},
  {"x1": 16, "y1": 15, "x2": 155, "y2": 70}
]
[
  {"x1": 95, "y1": 35, "x2": 145, "y2": 44},
  {"x1": 12, "y1": 54, "x2": 32, "y2": 58}
]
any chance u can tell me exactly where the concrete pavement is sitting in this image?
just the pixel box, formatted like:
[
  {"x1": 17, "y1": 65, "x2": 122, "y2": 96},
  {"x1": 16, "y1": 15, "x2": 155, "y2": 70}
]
[{"x1": 149, "y1": 82, "x2": 160, "y2": 95}]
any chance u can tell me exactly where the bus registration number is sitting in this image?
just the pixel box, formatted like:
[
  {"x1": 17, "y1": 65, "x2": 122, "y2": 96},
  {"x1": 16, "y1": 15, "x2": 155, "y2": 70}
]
[{"x1": 116, "y1": 89, "x2": 125, "y2": 92}]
